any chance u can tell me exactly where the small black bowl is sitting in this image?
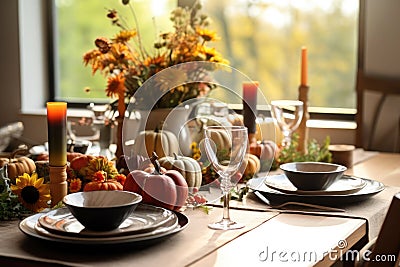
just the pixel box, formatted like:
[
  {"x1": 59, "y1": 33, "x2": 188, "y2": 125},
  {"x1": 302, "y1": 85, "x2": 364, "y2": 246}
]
[
  {"x1": 280, "y1": 162, "x2": 347, "y2": 191},
  {"x1": 67, "y1": 139, "x2": 92, "y2": 154},
  {"x1": 63, "y1": 191, "x2": 142, "y2": 231}
]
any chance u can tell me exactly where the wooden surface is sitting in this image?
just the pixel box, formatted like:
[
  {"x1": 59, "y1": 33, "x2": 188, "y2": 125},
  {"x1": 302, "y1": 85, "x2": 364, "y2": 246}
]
[
  {"x1": 192, "y1": 151, "x2": 400, "y2": 266},
  {"x1": 192, "y1": 214, "x2": 366, "y2": 267},
  {"x1": 347, "y1": 152, "x2": 400, "y2": 187},
  {"x1": 1, "y1": 151, "x2": 399, "y2": 266}
]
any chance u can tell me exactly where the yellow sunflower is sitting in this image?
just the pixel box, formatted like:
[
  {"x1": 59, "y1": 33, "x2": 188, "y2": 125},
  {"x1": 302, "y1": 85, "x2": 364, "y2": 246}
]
[
  {"x1": 196, "y1": 28, "x2": 219, "y2": 42},
  {"x1": 11, "y1": 173, "x2": 51, "y2": 213},
  {"x1": 112, "y1": 29, "x2": 137, "y2": 43}
]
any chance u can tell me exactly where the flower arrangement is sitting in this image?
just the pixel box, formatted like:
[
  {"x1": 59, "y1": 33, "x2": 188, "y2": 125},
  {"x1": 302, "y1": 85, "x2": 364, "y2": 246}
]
[
  {"x1": 83, "y1": 0, "x2": 228, "y2": 115},
  {"x1": 0, "y1": 155, "x2": 128, "y2": 221},
  {"x1": 66, "y1": 155, "x2": 126, "y2": 193}
]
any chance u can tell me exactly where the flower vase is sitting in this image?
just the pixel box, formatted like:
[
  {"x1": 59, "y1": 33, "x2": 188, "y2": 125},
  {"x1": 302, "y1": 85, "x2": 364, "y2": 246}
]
[{"x1": 137, "y1": 106, "x2": 193, "y2": 156}]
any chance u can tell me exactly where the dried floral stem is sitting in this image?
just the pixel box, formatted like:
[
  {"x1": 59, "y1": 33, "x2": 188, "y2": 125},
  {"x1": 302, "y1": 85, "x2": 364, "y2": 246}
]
[{"x1": 128, "y1": 2, "x2": 145, "y2": 59}]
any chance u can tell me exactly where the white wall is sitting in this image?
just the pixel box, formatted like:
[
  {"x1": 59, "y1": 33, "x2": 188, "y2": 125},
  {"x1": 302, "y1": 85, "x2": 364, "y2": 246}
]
[{"x1": 0, "y1": 0, "x2": 21, "y2": 125}]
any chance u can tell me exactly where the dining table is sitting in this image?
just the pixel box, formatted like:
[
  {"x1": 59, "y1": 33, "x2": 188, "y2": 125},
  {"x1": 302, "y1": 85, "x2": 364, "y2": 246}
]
[{"x1": 0, "y1": 149, "x2": 399, "y2": 267}]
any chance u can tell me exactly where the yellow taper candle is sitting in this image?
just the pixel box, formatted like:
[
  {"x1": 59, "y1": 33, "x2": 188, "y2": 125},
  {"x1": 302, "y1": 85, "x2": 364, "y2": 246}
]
[{"x1": 47, "y1": 102, "x2": 67, "y2": 167}]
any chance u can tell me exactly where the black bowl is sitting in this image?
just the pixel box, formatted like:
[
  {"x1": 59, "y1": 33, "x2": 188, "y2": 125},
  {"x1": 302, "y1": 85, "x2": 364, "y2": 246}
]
[
  {"x1": 63, "y1": 191, "x2": 142, "y2": 231},
  {"x1": 280, "y1": 162, "x2": 347, "y2": 191},
  {"x1": 67, "y1": 139, "x2": 92, "y2": 154}
]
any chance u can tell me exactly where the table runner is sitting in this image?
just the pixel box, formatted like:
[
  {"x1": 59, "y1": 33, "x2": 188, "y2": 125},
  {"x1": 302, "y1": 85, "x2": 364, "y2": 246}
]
[
  {"x1": 228, "y1": 185, "x2": 400, "y2": 241},
  {"x1": 0, "y1": 207, "x2": 277, "y2": 267}
]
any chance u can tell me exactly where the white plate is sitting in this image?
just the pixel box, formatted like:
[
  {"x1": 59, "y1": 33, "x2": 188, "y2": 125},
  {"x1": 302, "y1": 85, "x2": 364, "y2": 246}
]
[
  {"x1": 19, "y1": 208, "x2": 188, "y2": 245},
  {"x1": 264, "y1": 174, "x2": 367, "y2": 196},
  {"x1": 248, "y1": 175, "x2": 385, "y2": 206},
  {"x1": 38, "y1": 205, "x2": 176, "y2": 237}
]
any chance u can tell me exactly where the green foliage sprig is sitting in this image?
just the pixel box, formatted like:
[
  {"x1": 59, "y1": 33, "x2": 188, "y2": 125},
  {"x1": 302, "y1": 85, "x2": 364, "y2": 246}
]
[
  {"x1": 272, "y1": 134, "x2": 332, "y2": 169},
  {"x1": 0, "y1": 177, "x2": 30, "y2": 221}
]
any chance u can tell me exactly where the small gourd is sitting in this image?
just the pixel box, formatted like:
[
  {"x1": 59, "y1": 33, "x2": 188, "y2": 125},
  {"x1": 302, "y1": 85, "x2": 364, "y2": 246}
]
[
  {"x1": 132, "y1": 128, "x2": 179, "y2": 158},
  {"x1": 158, "y1": 153, "x2": 202, "y2": 189},
  {"x1": 0, "y1": 148, "x2": 36, "y2": 183}
]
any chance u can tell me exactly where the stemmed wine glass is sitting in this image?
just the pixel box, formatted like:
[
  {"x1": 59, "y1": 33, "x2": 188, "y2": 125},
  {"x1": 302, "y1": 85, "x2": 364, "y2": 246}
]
[
  {"x1": 270, "y1": 100, "x2": 304, "y2": 148},
  {"x1": 203, "y1": 126, "x2": 248, "y2": 230}
]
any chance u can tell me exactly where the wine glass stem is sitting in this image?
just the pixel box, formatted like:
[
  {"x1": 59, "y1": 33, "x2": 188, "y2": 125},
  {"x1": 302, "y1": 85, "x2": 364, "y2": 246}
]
[
  {"x1": 222, "y1": 191, "x2": 231, "y2": 221},
  {"x1": 220, "y1": 174, "x2": 232, "y2": 222},
  {"x1": 282, "y1": 130, "x2": 291, "y2": 147}
]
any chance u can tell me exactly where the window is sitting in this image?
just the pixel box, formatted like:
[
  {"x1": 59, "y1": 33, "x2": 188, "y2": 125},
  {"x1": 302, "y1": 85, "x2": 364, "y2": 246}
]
[
  {"x1": 52, "y1": 0, "x2": 358, "y2": 112},
  {"x1": 51, "y1": 0, "x2": 176, "y2": 104}
]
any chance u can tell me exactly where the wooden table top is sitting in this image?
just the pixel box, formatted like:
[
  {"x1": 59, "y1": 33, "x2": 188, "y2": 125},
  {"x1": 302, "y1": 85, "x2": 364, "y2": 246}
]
[
  {"x1": 347, "y1": 152, "x2": 400, "y2": 187},
  {"x1": 193, "y1": 151, "x2": 400, "y2": 266},
  {"x1": 0, "y1": 151, "x2": 398, "y2": 267}
]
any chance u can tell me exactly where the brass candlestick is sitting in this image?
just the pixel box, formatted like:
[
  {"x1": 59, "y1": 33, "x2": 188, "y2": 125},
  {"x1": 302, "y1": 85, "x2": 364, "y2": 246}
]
[
  {"x1": 296, "y1": 85, "x2": 310, "y2": 154},
  {"x1": 49, "y1": 165, "x2": 68, "y2": 207}
]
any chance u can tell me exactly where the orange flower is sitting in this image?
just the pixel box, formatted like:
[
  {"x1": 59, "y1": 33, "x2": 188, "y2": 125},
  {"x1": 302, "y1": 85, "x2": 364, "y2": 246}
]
[
  {"x1": 83, "y1": 3, "x2": 229, "y2": 110},
  {"x1": 93, "y1": 171, "x2": 107, "y2": 182},
  {"x1": 106, "y1": 73, "x2": 126, "y2": 98},
  {"x1": 69, "y1": 178, "x2": 82, "y2": 193}
]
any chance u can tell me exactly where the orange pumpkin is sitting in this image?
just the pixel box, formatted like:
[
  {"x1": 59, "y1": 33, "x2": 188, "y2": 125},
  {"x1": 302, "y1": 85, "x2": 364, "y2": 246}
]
[
  {"x1": 67, "y1": 152, "x2": 84, "y2": 162},
  {"x1": 240, "y1": 153, "x2": 261, "y2": 182},
  {"x1": 83, "y1": 179, "x2": 123, "y2": 191},
  {"x1": 249, "y1": 140, "x2": 278, "y2": 172},
  {"x1": 70, "y1": 155, "x2": 96, "y2": 174},
  {"x1": 83, "y1": 171, "x2": 123, "y2": 191},
  {"x1": 249, "y1": 140, "x2": 278, "y2": 160}
]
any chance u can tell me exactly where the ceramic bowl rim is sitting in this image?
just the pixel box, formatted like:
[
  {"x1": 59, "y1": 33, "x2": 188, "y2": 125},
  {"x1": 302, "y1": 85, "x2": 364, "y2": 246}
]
[
  {"x1": 280, "y1": 161, "x2": 347, "y2": 174},
  {"x1": 62, "y1": 190, "x2": 142, "y2": 209}
]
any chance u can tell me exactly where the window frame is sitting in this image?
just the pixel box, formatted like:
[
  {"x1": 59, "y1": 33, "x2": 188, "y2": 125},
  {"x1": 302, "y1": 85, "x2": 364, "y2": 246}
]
[{"x1": 46, "y1": 0, "x2": 356, "y2": 121}]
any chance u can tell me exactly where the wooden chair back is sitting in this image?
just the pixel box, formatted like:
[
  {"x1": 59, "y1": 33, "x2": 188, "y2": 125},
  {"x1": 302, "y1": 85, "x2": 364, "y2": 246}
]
[
  {"x1": 355, "y1": 0, "x2": 400, "y2": 152},
  {"x1": 364, "y1": 193, "x2": 400, "y2": 267}
]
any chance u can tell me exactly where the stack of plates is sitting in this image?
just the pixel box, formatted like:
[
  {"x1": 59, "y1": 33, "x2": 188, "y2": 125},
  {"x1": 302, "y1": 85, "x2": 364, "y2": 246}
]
[
  {"x1": 19, "y1": 204, "x2": 189, "y2": 245},
  {"x1": 248, "y1": 174, "x2": 385, "y2": 206}
]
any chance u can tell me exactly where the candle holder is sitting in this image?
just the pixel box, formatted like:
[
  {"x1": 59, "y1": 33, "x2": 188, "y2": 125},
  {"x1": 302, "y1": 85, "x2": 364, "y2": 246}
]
[
  {"x1": 296, "y1": 85, "x2": 310, "y2": 154},
  {"x1": 49, "y1": 165, "x2": 68, "y2": 207}
]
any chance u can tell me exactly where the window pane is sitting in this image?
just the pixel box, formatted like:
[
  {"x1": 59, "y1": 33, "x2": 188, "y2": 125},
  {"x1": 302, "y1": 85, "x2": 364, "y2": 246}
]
[
  {"x1": 54, "y1": 0, "x2": 358, "y2": 109},
  {"x1": 54, "y1": 0, "x2": 176, "y2": 103},
  {"x1": 203, "y1": 0, "x2": 358, "y2": 108}
]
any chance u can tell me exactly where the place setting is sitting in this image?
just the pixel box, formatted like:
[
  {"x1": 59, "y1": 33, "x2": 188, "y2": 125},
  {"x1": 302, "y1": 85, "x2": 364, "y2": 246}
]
[
  {"x1": 19, "y1": 190, "x2": 189, "y2": 245},
  {"x1": 248, "y1": 161, "x2": 385, "y2": 207}
]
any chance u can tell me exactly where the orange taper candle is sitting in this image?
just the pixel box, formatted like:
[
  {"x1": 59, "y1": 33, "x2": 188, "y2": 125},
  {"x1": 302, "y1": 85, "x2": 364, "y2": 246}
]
[
  {"x1": 243, "y1": 81, "x2": 259, "y2": 134},
  {"x1": 301, "y1": 46, "x2": 308, "y2": 86},
  {"x1": 47, "y1": 102, "x2": 67, "y2": 167}
]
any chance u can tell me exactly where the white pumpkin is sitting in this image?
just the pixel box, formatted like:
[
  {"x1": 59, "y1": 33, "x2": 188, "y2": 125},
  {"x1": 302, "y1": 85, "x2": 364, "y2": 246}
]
[{"x1": 132, "y1": 129, "x2": 179, "y2": 158}]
